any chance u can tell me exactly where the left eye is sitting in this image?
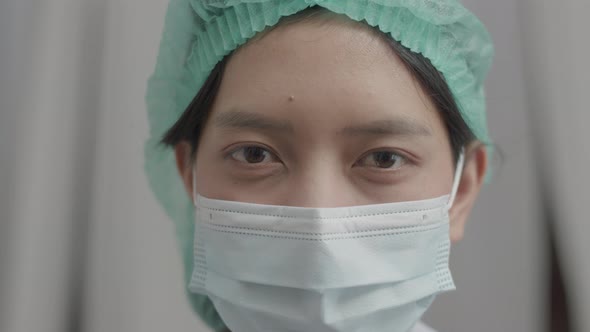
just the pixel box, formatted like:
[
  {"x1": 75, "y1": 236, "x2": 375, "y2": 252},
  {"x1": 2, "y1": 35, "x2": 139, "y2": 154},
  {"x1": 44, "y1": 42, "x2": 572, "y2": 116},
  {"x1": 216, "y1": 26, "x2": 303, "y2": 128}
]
[
  {"x1": 356, "y1": 151, "x2": 407, "y2": 170},
  {"x1": 229, "y1": 146, "x2": 278, "y2": 164}
]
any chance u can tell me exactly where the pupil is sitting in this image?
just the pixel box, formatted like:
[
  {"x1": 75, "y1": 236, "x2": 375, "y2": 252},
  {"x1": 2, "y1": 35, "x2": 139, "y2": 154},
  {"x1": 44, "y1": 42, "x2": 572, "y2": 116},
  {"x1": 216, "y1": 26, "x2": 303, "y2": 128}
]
[
  {"x1": 245, "y1": 147, "x2": 265, "y2": 163},
  {"x1": 374, "y1": 152, "x2": 396, "y2": 168}
]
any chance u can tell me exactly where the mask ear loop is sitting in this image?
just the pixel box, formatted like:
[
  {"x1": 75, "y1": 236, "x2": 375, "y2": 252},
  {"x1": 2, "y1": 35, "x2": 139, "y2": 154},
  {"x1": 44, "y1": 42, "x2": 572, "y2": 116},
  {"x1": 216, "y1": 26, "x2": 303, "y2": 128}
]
[
  {"x1": 192, "y1": 167, "x2": 198, "y2": 207},
  {"x1": 447, "y1": 147, "x2": 465, "y2": 210}
]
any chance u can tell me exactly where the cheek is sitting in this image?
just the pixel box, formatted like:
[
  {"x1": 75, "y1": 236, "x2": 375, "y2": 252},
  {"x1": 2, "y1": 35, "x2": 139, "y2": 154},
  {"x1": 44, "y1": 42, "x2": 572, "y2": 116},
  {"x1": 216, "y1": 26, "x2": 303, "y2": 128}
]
[
  {"x1": 193, "y1": 144, "x2": 227, "y2": 199},
  {"x1": 361, "y1": 141, "x2": 455, "y2": 202},
  {"x1": 194, "y1": 151, "x2": 455, "y2": 206},
  {"x1": 193, "y1": 141, "x2": 277, "y2": 203},
  {"x1": 193, "y1": 162, "x2": 215, "y2": 198},
  {"x1": 410, "y1": 160, "x2": 455, "y2": 198}
]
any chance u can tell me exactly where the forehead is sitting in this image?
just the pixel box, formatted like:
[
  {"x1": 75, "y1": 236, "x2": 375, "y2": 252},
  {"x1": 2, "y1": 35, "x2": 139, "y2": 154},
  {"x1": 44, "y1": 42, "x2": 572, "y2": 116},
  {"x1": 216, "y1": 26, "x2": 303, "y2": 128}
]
[{"x1": 211, "y1": 15, "x2": 441, "y2": 135}]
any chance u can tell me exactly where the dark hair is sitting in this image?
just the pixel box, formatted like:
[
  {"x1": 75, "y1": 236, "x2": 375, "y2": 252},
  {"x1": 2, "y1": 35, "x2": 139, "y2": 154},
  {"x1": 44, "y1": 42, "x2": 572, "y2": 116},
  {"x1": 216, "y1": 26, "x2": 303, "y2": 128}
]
[
  {"x1": 160, "y1": 56, "x2": 228, "y2": 157},
  {"x1": 161, "y1": 7, "x2": 475, "y2": 164}
]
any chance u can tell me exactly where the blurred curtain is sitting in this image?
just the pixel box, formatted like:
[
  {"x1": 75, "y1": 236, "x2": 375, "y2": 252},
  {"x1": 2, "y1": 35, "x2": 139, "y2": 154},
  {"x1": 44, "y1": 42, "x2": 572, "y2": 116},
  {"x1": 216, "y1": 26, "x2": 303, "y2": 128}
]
[
  {"x1": 518, "y1": 1, "x2": 590, "y2": 331},
  {"x1": 0, "y1": 0, "x2": 107, "y2": 331},
  {"x1": 0, "y1": 0, "x2": 208, "y2": 331},
  {"x1": 0, "y1": 0, "x2": 29, "y2": 328}
]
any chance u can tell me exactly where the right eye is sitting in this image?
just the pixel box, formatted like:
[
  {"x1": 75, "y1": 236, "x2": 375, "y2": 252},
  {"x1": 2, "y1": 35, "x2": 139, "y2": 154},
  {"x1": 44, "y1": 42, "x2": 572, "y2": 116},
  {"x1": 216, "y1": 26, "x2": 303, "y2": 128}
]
[
  {"x1": 355, "y1": 150, "x2": 407, "y2": 170},
  {"x1": 229, "y1": 145, "x2": 279, "y2": 164}
]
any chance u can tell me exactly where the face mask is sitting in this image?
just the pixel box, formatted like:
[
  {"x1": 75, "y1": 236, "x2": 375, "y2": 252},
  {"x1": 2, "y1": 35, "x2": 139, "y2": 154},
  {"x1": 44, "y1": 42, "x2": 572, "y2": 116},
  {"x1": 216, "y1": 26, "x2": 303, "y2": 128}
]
[{"x1": 189, "y1": 152, "x2": 465, "y2": 332}]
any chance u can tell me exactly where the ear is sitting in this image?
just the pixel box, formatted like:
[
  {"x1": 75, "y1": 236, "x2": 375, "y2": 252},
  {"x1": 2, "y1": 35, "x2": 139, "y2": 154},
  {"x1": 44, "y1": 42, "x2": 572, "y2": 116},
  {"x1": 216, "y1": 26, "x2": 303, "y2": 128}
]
[
  {"x1": 449, "y1": 142, "x2": 488, "y2": 243},
  {"x1": 174, "y1": 141, "x2": 195, "y2": 201}
]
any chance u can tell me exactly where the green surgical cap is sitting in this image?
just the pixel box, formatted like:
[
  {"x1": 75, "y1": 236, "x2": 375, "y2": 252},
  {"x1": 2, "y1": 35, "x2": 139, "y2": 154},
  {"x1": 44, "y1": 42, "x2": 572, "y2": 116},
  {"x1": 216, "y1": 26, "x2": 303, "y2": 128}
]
[{"x1": 144, "y1": 0, "x2": 494, "y2": 330}]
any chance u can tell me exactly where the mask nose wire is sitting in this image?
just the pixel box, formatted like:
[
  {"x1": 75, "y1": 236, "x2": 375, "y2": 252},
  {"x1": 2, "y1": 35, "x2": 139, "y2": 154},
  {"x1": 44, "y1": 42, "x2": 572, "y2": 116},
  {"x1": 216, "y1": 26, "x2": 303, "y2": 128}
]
[{"x1": 447, "y1": 147, "x2": 465, "y2": 210}]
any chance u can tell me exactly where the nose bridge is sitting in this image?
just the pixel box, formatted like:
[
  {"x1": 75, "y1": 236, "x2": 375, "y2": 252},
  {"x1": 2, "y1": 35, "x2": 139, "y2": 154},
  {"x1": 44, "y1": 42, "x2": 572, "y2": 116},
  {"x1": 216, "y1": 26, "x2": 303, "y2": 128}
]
[{"x1": 285, "y1": 154, "x2": 351, "y2": 208}]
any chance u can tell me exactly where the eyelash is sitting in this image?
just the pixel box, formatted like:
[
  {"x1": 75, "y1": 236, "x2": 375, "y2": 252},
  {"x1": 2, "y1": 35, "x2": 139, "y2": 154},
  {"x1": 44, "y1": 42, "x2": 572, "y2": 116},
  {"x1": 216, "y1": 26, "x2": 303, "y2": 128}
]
[
  {"x1": 226, "y1": 145, "x2": 408, "y2": 170},
  {"x1": 227, "y1": 145, "x2": 280, "y2": 165},
  {"x1": 355, "y1": 149, "x2": 408, "y2": 170}
]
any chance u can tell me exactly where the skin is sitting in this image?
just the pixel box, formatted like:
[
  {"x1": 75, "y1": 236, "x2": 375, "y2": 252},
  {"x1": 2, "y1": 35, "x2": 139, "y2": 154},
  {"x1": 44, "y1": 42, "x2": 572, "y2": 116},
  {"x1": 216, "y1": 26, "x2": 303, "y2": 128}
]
[{"x1": 174, "y1": 15, "x2": 488, "y2": 242}]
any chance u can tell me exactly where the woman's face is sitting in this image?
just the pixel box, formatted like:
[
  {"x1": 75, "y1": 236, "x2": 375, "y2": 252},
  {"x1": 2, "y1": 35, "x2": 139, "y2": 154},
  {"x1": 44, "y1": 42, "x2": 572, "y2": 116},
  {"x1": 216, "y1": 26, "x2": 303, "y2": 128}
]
[{"x1": 176, "y1": 16, "x2": 487, "y2": 241}]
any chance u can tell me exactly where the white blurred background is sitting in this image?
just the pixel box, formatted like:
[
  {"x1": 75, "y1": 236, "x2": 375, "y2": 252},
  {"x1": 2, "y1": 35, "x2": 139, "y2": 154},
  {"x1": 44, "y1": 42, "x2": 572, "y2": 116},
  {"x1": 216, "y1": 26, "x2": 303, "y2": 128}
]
[{"x1": 0, "y1": 0, "x2": 588, "y2": 331}]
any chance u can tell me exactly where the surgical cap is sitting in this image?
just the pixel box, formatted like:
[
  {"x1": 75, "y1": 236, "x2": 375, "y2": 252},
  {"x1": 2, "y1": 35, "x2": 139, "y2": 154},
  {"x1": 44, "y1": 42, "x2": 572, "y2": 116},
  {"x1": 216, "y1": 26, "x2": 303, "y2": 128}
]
[{"x1": 144, "y1": 0, "x2": 494, "y2": 330}]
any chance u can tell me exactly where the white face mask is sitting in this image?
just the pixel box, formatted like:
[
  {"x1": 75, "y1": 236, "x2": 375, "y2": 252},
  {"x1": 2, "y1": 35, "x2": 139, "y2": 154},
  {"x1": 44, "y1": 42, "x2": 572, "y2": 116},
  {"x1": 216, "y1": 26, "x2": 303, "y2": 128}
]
[{"x1": 189, "y1": 152, "x2": 465, "y2": 332}]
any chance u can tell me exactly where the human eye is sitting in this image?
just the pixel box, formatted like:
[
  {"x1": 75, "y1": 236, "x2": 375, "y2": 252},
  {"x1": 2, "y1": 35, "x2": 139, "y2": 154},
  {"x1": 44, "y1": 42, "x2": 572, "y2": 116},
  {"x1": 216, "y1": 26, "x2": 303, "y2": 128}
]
[
  {"x1": 355, "y1": 150, "x2": 408, "y2": 170},
  {"x1": 227, "y1": 145, "x2": 280, "y2": 165}
]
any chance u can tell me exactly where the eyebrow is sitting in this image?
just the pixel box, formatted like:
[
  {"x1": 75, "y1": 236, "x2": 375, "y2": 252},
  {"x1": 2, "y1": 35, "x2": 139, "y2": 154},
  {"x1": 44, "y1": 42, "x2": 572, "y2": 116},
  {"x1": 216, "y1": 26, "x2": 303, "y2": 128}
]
[
  {"x1": 340, "y1": 118, "x2": 432, "y2": 137},
  {"x1": 213, "y1": 110, "x2": 294, "y2": 133},
  {"x1": 213, "y1": 110, "x2": 431, "y2": 137}
]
